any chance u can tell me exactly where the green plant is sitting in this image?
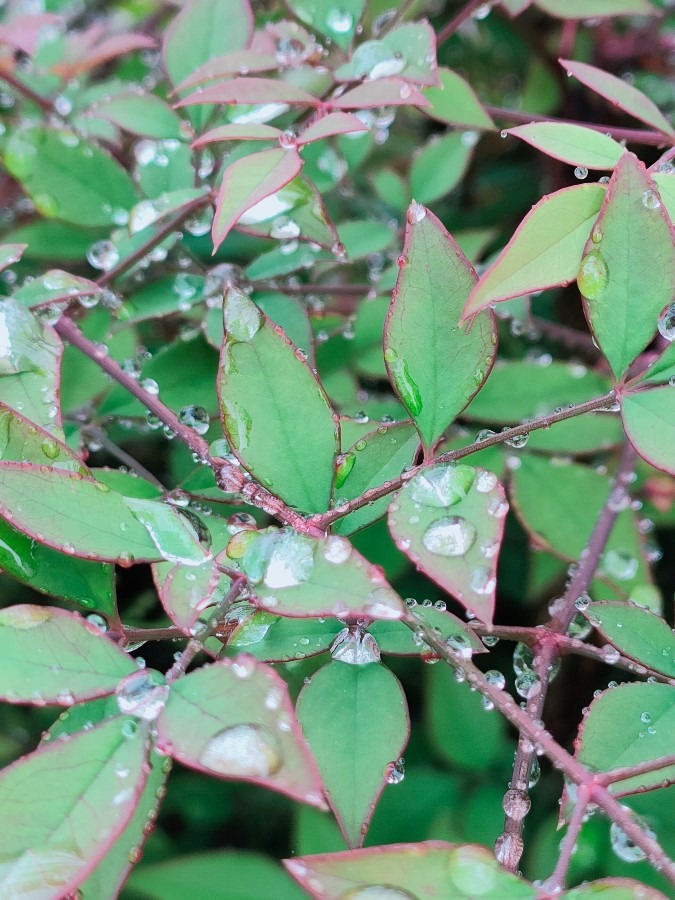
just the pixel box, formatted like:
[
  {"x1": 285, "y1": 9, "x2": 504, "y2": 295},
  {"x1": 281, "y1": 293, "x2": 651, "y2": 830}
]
[{"x1": 0, "y1": 0, "x2": 674, "y2": 897}]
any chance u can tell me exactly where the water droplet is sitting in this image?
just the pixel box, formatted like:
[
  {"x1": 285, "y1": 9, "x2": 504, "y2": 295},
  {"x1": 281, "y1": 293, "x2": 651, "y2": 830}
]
[
  {"x1": 326, "y1": 7, "x2": 354, "y2": 34},
  {"x1": 504, "y1": 431, "x2": 528, "y2": 449},
  {"x1": 470, "y1": 566, "x2": 495, "y2": 595},
  {"x1": 383, "y1": 348, "x2": 422, "y2": 416},
  {"x1": 475, "y1": 428, "x2": 496, "y2": 444},
  {"x1": 445, "y1": 632, "x2": 473, "y2": 660},
  {"x1": 503, "y1": 788, "x2": 531, "y2": 820},
  {"x1": 578, "y1": 250, "x2": 609, "y2": 301},
  {"x1": 339, "y1": 887, "x2": 416, "y2": 900},
  {"x1": 323, "y1": 535, "x2": 352, "y2": 564},
  {"x1": 86, "y1": 613, "x2": 108, "y2": 632},
  {"x1": 422, "y1": 516, "x2": 477, "y2": 557},
  {"x1": 40, "y1": 437, "x2": 60, "y2": 459},
  {"x1": 657, "y1": 303, "x2": 675, "y2": 341},
  {"x1": 140, "y1": 378, "x2": 159, "y2": 396},
  {"x1": 475, "y1": 470, "x2": 498, "y2": 493},
  {"x1": 484, "y1": 669, "x2": 505, "y2": 690},
  {"x1": 335, "y1": 452, "x2": 355, "y2": 489},
  {"x1": 604, "y1": 548, "x2": 638, "y2": 581},
  {"x1": 601, "y1": 644, "x2": 621, "y2": 664},
  {"x1": 642, "y1": 189, "x2": 661, "y2": 210},
  {"x1": 331, "y1": 627, "x2": 380, "y2": 664},
  {"x1": 386, "y1": 757, "x2": 405, "y2": 785},
  {"x1": 178, "y1": 405, "x2": 210, "y2": 436},
  {"x1": 410, "y1": 464, "x2": 475, "y2": 508},
  {"x1": 115, "y1": 669, "x2": 169, "y2": 721},
  {"x1": 365, "y1": 586, "x2": 402, "y2": 619},
  {"x1": 87, "y1": 240, "x2": 119, "y2": 272},
  {"x1": 610, "y1": 810, "x2": 655, "y2": 862},
  {"x1": 515, "y1": 670, "x2": 541, "y2": 699},
  {"x1": 224, "y1": 288, "x2": 263, "y2": 342},
  {"x1": 574, "y1": 166, "x2": 588, "y2": 180},
  {"x1": 568, "y1": 613, "x2": 592, "y2": 640},
  {"x1": 529, "y1": 757, "x2": 540, "y2": 788},
  {"x1": 199, "y1": 724, "x2": 282, "y2": 777},
  {"x1": 407, "y1": 201, "x2": 426, "y2": 224},
  {"x1": 640, "y1": 711, "x2": 652, "y2": 724}
]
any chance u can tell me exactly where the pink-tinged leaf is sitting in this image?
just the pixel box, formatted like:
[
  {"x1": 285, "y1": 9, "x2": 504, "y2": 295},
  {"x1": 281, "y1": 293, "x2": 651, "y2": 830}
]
[
  {"x1": 13, "y1": 269, "x2": 101, "y2": 309},
  {"x1": 0, "y1": 402, "x2": 85, "y2": 472},
  {"x1": 388, "y1": 464, "x2": 507, "y2": 624},
  {"x1": 212, "y1": 148, "x2": 303, "y2": 251},
  {"x1": 0, "y1": 716, "x2": 147, "y2": 898},
  {"x1": 229, "y1": 528, "x2": 405, "y2": 620},
  {"x1": 0, "y1": 605, "x2": 135, "y2": 705},
  {"x1": 334, "y1": 22, "x2": 439, "y2": 87},
  {"x1": 158, "y1": 559, "x2": 229, "y2": 633},
  {"x1": 506, "y1": 123, "x2": 624, "y2": 168},
  {"x1": 297, "y1": 112, "x2": 368, "y2": 146},
  {"x1": 462, "y1": 184, "x2": 606, "y2": 318},
  {"x1": 176, "y1": 77, "x2": 319, "y2": 109},
  {"x1": 562, "y1": 879, "x2": 670, "y2": 899},
  {"x1": 620, "y1": 386, "x2": 675, "y2": 476},
  {"x1": 174, "y1": 50, "x2": 280, "y2": 94},
  {"x1": 534, "y1": 0, "x2": 655, "y2": 18},
  {"x1": 285, "y1": 842, "x2": 537, "y2": 898},
  {"x1": 422, "y1": 67, "x2": 496, "y2": 131},
  {"x1": 561, "y1": 58, "x2": 675, "y2": 139},
  {"x1": 155, "y1": 656, "x2": 326, "y2": 807},
  {"x1": 332, "y1": 78, "x2": 431, "y2": 110},
  {"x1": 54, "y1": 33, "x2": 156, "y2": 78},
  {"x1": 0, "y1": 13, "x2": 61, "y2": 55},
  {"x1": 297, "y1": 660, "x2": 409, "y2": 848},
  {"x1": 0, "y1": 462, "x2": 208, "y2": 565},
  {"x1": 578, "y1": 153, "x2": 675, "y2": 380},
  {"x1": 193, "y1": 123, "x2": 283, "y2": 147},
  {"x1": 0, "y1": 243, "x2": 27, "y2": 273}
]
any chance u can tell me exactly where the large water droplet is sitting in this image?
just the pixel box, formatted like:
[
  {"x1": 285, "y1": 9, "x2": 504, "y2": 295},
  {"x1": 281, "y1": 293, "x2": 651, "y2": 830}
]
[
  {"x1": 323, "y1": 535, "x2": 352, "y2": 564},
  {"x1": 422, "y1": 516, "x2": 477, "y2": 557},
  {"x1": 331, "y1": 627, "x2": 381, "y2": 664},
  {"x1": 115, "y1": 669, "x2": 169, "y2": 721},
  {"x1": 326, "y1": 7, "x2": 354, "y2": 35},
  {"x1": 603, "y1": 548, "x2": 638, "y2": 581},
  {"x1": 578, "y1": 250, "x2": 609, "y2": 301},
  {"x1": 198, "y1": 723, "x2": 282, "y2": 777},
  {"x1": 223, "y1": 287, "x2": 263, "y2": 342},
  {"x1": 410, "y1": 465, "x2": 475, "y2": 508},
  {"x1": 657, "y1": 303, "x2": 675, "y2": 342},
  {"x1": 641, "y1": 189, "x2": 661, "y2": 210},
  {"x1": 470, "y1": 566, "x2": 495, "y2": 595},
  {"x1": 87, "y1": 240, "x2": 120, "y2": 272},
  {"x1": 178, "y1": 405, "x2": 210, "y2": 436},
  {"x1": 610, "y1": 811, "x2": 655, "y2": 862},
  {"x1": 339, "y1": 887, "x2": 417, "y2": 900}
]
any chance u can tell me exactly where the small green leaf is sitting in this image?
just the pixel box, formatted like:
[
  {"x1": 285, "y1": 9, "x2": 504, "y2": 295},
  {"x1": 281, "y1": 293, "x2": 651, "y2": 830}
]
[
  {"x1": 535, "y1": 0, "x2": 655, "y2": 16},
  {"x1": 156, "y1": 657, "x2": 325, "y2": 806},
  {"x1": 0, "y1": 716, "x2": 147, "y2": 898},
  {"x1": 562, "y1": 879, "x2": 671, "y2": 899},
  {"x1": 585, "y1": 601, "x2": 675, "y2": 677},
  {"x1": 334, "y1": 22, "x2": 438, "y2": 85},
  {"x1": 87, "y1": 92, "x2": 184, "y2": 139},
  {"x1": 285, "y1": 0, "x2": 365, "y2": 50},
  {"x1": 423, "y1": 68, "x2": 495, "y2": 130},
  {"x1": 158, "y1": 559, "x2": 229, "y2": 633},
  {"x1": 296, "y1": 660, "x2": 409, "y2": 847},
  {"x1": 389, "y1": 464, "x2": 507, "y2": 623},
  {"x1": 224, "y1": 612, "x2": 342, "y2": 662},
  {"x1": 621, "y1": 387, "x2": 675, "y2": 475},
  {"x1": 219, "y1": 288, "x2": 338, "y2": 513},
  {"x1": 506, "y1": 123, "x2": 624, "y2": 168},
  {"x1": 410, "y1": 132, "x2": 473, "y2": 205},
  {"x1": 230, "y1": 527, "x2": 405, "y2": 620},
  {"x1": 0, "y1": 243, "x2": 27, "y2": 272},
  {"x1": 576, "y1": 683, "x2": 675, "y2": 795},
  {"x1": 285, "y1": 842, "x2": 536, "y2": 898},
  {"x1": 462, "y1": 184, "x2": 605, "y2": 317},
  {"x1": 13, "y1": 269, "x2": 101, "y2": 310},
  {"x1": 3, "y1": 127, "x2": 138, "y2": 227},
  {"x1": 578, "y1": 154, "x2": 675, "y2": 380},
  {"x1": 384, "y1": 204, "x2": 497, "y2": 449}
]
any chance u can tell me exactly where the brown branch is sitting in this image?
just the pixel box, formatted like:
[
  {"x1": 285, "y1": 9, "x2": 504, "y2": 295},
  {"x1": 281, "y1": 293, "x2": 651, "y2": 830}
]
[{"x1": 601, "y1": 754, "x2": 675, "y2": 787}]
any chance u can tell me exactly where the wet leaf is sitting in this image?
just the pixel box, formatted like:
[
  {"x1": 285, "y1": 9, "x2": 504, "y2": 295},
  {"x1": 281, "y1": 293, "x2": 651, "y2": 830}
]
[
  {"x1": 285, "y1": 842, "x2": 536, "y2": 898},
  {"x1": 156, "y1": 657, "x2": 326, "y2": 806},
  {"x1": 332, "y1": 79, "x2": 431, "y2": 109},
  {"x1": 578, "y1": 153, "x2": 675, "y2": 380},
  {"x1": 620, "y1": 387, "x2": 675, "y2": 476},
  {"x1": 219, "y1": 289, "x2": 337, "y2": 513},
  {"x1": 535, "y1": 0, "x2": 655, "y2": 16},
  {"x1": 334, "y1": 22, "x2": 438, "y2": 85},
  {"x1": 423, "y1": 68, "x2": 495, "y2": 130},
  {"x1": 0, "y1": 716, "x2": 147, "y2": 898},
  {"x1": 575, "y1": 683, "x2": 675, "y2": 795},
  {"x1": 175, "y1": 50, "x2": 280, "y2": 93},
  {"x1": 388, "y1": 463, "x2": 507, "y2": 623},
  {"x1": 230, "y1": 527, "x2": 405, "y2": 620},
  {"x1": 0, "y1": 402, "x2": 84, "y2": 473},
  {"x1": 297, "y1": 112, "x2": 368, "y2": 145},
  {"x1": 86, "y1": 92, "x2": 184, "y2": 140},
  {"x1": 462, "y1": 184, "x2": 605, "y2": 316},
  {"x1": 13, "y1": 269, "x2": 101, "y2": 310},
  {"x1": 224, "y1": 612, "x2": 342, "y2": 662},
  {"x1": 0, "y1": 605, "x2": 134, "y2": 704},
  {"x1": 562, "y1": 879, "x2": 671, "y2": 899},
  {"x1": 178, "y1": 77, "x2": 319, "y2": 110},
  {"x1": 384, "y1": 204, "x2": 497, "y2": 450},
  {"x1": 0, "y1": 243, "x2": 27, "y2": 272},
  {"x1": 159, "y1": 559, "x2": 229, "y2": 633},
  {"x1": 584, "y1": 601, "x2": 675, "y2": 677},
  {"x1": 505, "y1": 123, "x2": 624, "y2": 168},
  {"x1": 370, "y1": 604, "x2": 485, "y2": 658},
  {"x1": 285, "y1": 0, "x2": 365, "y2": 50},
  {"x1": 296, "y1": 660, "x2": 409, "y2": 847}
]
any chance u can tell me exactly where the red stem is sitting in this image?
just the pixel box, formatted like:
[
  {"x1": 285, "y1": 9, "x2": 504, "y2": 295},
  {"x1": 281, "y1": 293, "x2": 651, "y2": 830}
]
[{"x1": 437, "y1": 0, "x2": 488, "y2": 47}]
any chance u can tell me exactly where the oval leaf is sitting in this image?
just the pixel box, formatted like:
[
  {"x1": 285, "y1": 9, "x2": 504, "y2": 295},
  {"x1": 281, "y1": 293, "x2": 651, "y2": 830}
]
[
  {"x1": 224, "y1": 611, "x2": 342, "y2": 662},
  {"x1": 423, "y1": 68, "x2": 495, "y2": 130},
  {"x1": 505, "y1": 123, "x2": 624, "y2": 168},
  {"x1": 585, "y1": 601, "x2": 675, "y2": 677},
  {"x1": 332, "y1": 79, "x2": 430, "y2": 110},
  {"x1": 621, "y1": 387, "x2": 675, "y2": 475},
  {"x1": 296, "y1": 660, "x2": 409, "y2": 848}
]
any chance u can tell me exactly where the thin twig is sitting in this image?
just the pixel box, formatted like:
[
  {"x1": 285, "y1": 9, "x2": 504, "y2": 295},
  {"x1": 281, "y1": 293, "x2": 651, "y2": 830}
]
[
  {"x1": 542, "y1": 784, "x2": 590, "y2": 894},
  {"x1": 530, "y1": 316, "x2": 600, "y2": 358},
  {"x1": 81, "y1": 424, "x2": 166, "y2": 490},
  {"x1": 0, "y1": 68, "x2": 55, "y2": 114},
  {"x1": 437, "y1": 0, "x2": 488, "y2": 47},
  {"x1": 601, "y1": 754, "x2": 675, "y2": 787}
]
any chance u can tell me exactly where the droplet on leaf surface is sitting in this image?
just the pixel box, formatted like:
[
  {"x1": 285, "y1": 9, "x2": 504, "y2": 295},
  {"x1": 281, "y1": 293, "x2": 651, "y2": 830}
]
[
  {"x1": 422, "y1": 516, "x2": 477, "y2": 557},
  {"x1": 199, "y1": 723, "x2": 283, "y2": 777},
  {"x1": 115, "y1": 669, "x2": 169, "y2": 721},
  {"x1": 577, "y1": 250, "x2": 609, "y2": 301}
]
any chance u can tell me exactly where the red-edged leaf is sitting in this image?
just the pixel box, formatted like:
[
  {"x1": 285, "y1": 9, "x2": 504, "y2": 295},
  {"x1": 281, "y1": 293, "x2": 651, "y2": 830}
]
[
  {"x1": 388, "y1": 464, "x2": 506, "y2": 624},
  {"x1": 0, "y1": 13, "x2": 61, "y2": 55},
  {"x1": 332, "y1": 79, "x2": 431, "y2": 109},
  {"x1": 562, "y1": 880, "x2": 670, "y2": 899},
  {"x1": 174, "y1": 50, "x2": 280, "y2": 94},
  {"x1": 285, "y1": 842, "x2": 537, "y2": 898},
  {"x1": 297, "y1": 112, "x2": 368, "y2": 145},
  {"x1": 620, "y1": 386, "x2": 675, "y2": 475},
  {"x1": 55, "y1": 33, "x2": 156, "y2": 78},
  {"x1": 0, "y1": 716, "x2": 147, "y2": 898},
  {"x1": 212, "y1": 148, "x2": 303, "y2": 251},
  {"x1": 0, "y1": 605, "x2": 135, "y2": 705},
  {"x1": 177, "y1": 77, "x2": 319, "y2": 109},
  {"x1": 193, "y1": 123, "x2": 282, "y2": 147},
  {"x1": 0, "y1": 243, "x2": 27, "y2": 273},
  {"x1": 13, "y1": 269, "x2": 101, "y2": 309},
  {"x1": 0, "y1": 402, "x2": 84, "y2": 473},
  {"x1": 505, "y1": 122, "x2": 624, "y2": 168},
  {"x1": 462, "y1": 184, "x2": 606, "y2": 318},
  {"x1": 561, "y1": 58, "x2": 675, "y2": 139},
  {"x1": 157, "y1": 559, "x2": 229, "y2": 633},
  {"x1": 155, "y1": 656, "x2": 326, "y2": 807}
]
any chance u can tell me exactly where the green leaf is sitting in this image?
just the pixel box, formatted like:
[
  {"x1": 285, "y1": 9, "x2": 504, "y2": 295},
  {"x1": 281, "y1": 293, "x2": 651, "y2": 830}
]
[
  {"x1": 653, "y1": 173, "x2": 675, "y2": 223},
  {"x1": 621, "y1": 387, "x2": 675, "y2": 475},
  {"x1": 426, "y1": 663, "x2": 509, "y2": 772},
  {"x1": 285, "y1": 0, "x2": 365, "y2": 50},
  {"x1": 576, "y1": 683, "x2": 675, "y2": 795},
  {"x1": 286, "y1": 843, "x2": 536, "y2": 898},
  {"x1": 230, "y1": 527, "x2": 405, "y2": 620},
  {"x1": 219, "y1": 288, "x2": 337, "y2": 512},
  {"x1": 0, "y1": 716, "x2": 147, "y2": 898},
  {"x1": 338, "y1": 219, "x2": 396, "y2": 259},
  {"x1": 0, "y1": 403, "x2": 85, "y2": 473},
  {"x1": 630, "y1": 342, "x2": 675, "y2": 388},
  {"x1": 159, "y1": 559, "x2": 230, "y2": 632},
  {"x1": 3, "y1": 127, "x2": 138, "y2": 226},
  {"x1": 128, "y1": 851, "x2": 306, "y2": 900},
  {"x1": 578, "y1": 154, "x2": 675, "y2": 380},
  {"x1": 123, "y1": 274, "x2": 206, "y2": 324},
  {"x1": 0, "y1": 463, "x2": 207, "y2": 565},
  {"x1": 13, "y1": 269, "x2": 101, "y2": 310},
  {"x1": 212, "y1": 149, "x2": 304, "y2": 252},
  {"x1": 389, "y1": 464, "x2": 507, "y2": 623},
  {"x1": 410, "y1": 132, "x2": 474, "y2": 205},
  {"x1": 296, "y1": 660, "x2": 409, "y2": 847},
  {"x1": 561, "y1": 59, "x2": 675, "y2": 138},
  {"x1": 0, "y1": 243, "x2": 26, "y2": 272},
  {"x1": 156, "y1": 657, "x2": 325, "y2": 806},
  {"x1": 562, "y1": 879, "x2": 671, "y2": 899},
  {"x1": 0, "y1": 605, "x2": 134, "y2": 704},
  {"x1": 462, "y1": 184, "x2": 605, "y2": 317},
  {"x1": 0, "y1": 299, "x2": 64, "y2": 436},
  {"x1": 224, "y1": 612, "x2": 342, "y2": 662},
  {"x1": 334, "y1": 22, "x2": 438, "y2": 85},
  {"x1": 510, "y1": 455, "x2": 649, "y2": 597},
  {"x1": 585, "y1": 601, "x2": 675, "y2": 677},
  {"x1": 370, "y1": 603, "x2": 485, "y2": 658},
  {"x1": 535, "y1": 0, "x2": 655, "y2": 16},
  {"x1": 506, "y1": 123, "x2": 624, "y2": 168},
  {"x1": 423, "y1": 68, "x2": 495, "y2": 130},
  {"x1": 86, "y1": 92, "x2": 185, "y2": 139},
  {"x1": 384, "y1": 204, "x2": 497, "y2": 450},
  {"x1": 333, "y1": 421, "x2": 420, "y2": 536}
]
